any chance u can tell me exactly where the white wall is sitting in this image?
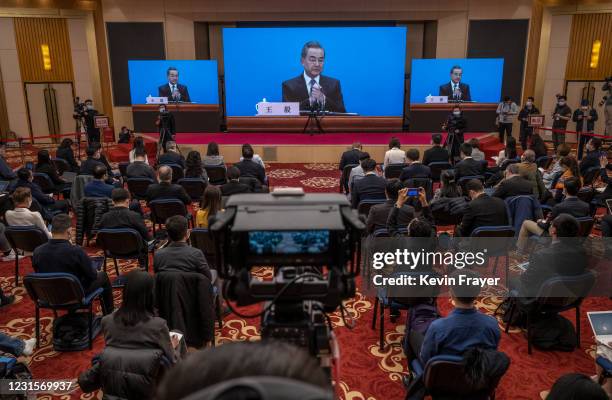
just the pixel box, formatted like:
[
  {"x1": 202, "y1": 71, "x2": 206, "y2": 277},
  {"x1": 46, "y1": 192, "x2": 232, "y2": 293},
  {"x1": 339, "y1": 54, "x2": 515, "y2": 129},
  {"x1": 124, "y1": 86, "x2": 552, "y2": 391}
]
[{"x1": 68, "y1": 18, "x2": 94, "y2": 104}]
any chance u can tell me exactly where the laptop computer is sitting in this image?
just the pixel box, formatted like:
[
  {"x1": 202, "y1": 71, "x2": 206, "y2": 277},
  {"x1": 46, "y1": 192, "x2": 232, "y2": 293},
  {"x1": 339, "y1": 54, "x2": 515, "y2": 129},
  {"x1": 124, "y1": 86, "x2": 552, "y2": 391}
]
[{"x1": 587, "y1": 311, "x2": 612, "y2": 346}]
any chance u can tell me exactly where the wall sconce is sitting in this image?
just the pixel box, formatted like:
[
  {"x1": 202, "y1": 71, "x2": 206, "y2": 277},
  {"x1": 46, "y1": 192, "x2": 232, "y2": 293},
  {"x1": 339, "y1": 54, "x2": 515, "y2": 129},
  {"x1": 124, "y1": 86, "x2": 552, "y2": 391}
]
[
  {"x1": 590, "y1": 40, "x2": 601, "y2": 69},
  {"x1": 41, "y1": 44, "x2": 51, "y2": 71}
]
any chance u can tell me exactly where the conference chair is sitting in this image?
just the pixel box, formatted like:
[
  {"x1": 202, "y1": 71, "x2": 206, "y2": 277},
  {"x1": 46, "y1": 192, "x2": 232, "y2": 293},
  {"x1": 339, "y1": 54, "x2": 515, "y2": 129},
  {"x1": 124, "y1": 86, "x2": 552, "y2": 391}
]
[
  {"x1": 148, "y1": 199, "x2": 192, "y2": 235},
  {"x1": 5, "y1": 225, "x2": 49, "y2": 286},
  {"x1": 357, "y1": 198, "x2": 386, "y2": 218},
  {"x1": 24, "y1": 272, "x2": 103, "y2": 349},
  {"x1": 204, "y1": 166, "x2": 227, "y2": 185},
  {"x1": 470, "y1": 225, "x2": 515, "y2": 284},
  {"x1": 97, "y1": 228, "x2": 155, "y2": 274},
  {"x1": 339, "y1": 164, "x2": 358, "y2": 194},
  {"x1": 118, "y1": 162, "x2": 129, "y2": 179},
  {"x1": 164, "y1": 163, "x2": 184, "y2": 183},
  {"x1": 428, "y1": 161, "x2": 452, "y2": 183},
  {"x1": 576, "y1": 216, "x2": 595, "y2": 238},
  {"x1": 52, "y1": 158, "x2": 71, "y2": 175},
  {"x1": 32, "y1": 173, "x2": 59, "y2": 196},
  {"x1": 536, "y1": 155, "x2": 553, "y2": 170},
  {"x1": 504, "y1": 271, "x2": 596, "y2": 354},
  {"x1": 127, "y1": 177, "x2": 155, "y2": 201},
  {"x1": 178, "y1": 178, "x2": 207, "y2": 202},
  {"x1": 190, "y1": 228, "x2": 218, "y2": 270},
  {"x1": 577, "y1": 187, "x2": 596, "y2": 210},
  {"x1": 505, "y1": 195, "x2": 543, "y2": 234},
  {"x1": 384, "y1": 163, "x2": 406, "y2": 179},
  {"x1": 431, "y1": 207, "x2": 463, "y2": 227}
]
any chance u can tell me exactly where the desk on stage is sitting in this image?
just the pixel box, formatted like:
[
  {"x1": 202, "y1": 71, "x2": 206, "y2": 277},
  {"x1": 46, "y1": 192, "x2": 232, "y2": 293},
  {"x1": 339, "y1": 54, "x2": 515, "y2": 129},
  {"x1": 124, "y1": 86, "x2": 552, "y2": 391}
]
[
  {"x1": 132, "y1": 104, "x2": 220, "y2": 133},
  {"x1": 227, "y1": 116, "x2": 403, "y2": 132},
  {"x1": 410, "y1": 103, "x2": 498, "y2": 132}
]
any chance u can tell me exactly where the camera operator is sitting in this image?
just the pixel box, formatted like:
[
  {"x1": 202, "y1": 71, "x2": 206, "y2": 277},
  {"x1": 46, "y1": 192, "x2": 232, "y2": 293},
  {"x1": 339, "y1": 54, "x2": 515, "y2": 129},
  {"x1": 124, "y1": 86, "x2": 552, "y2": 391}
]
[
  {"x1": 155, "y1": 104, "x2": 175, "y2": 153},
  {"x1": 82, "y1": 99, "x2": 100, "y2": 144},
  {"x1": 117, "y1": 126, "x2": 133, "y2": 144},
  {"x1": 603, "y1": 77, "x2": 612, "y2": 135}
]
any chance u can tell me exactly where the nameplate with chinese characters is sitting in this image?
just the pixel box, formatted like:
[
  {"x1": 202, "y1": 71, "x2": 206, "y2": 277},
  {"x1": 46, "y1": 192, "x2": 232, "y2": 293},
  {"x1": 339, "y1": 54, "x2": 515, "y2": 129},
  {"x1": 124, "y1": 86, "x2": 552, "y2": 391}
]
[{"x1": 255, "y1": 102, "x2": 300, "y2": 116}]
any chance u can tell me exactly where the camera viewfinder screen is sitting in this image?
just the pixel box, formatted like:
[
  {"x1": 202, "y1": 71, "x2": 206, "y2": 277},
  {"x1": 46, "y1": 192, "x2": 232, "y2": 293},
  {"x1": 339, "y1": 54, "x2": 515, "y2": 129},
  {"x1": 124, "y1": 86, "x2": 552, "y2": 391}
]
[{"x1": 249, "y1": 230, "x2": 330, "y2": 255}]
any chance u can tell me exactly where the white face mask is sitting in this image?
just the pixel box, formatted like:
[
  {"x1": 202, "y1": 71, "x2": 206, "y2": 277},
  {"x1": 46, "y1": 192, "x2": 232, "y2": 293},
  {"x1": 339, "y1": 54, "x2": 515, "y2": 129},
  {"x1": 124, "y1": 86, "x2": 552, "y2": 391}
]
[
  {"x1": 86, "y1": 104, "x2": 93, "y2": 110},
  {"x1": 558, "y1": 101, "x2": 566, "y2": 106},
  {"x1": 582, "y1": 107, "x2": 588, "y2": 111},
  {"x1": 453, "y1": 111, "x2": 461, "y2": 116},
  {"x1": 526, "y1": 102, "x2": 532, "y2": 107}
]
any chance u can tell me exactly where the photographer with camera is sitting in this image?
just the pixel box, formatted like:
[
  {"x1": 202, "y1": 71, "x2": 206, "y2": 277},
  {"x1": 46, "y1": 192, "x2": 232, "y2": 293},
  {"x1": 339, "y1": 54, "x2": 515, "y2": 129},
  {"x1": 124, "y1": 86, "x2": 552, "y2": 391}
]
[
  {"x1": 82, "y1": 99, "x2": 100, "y2": 144},
  {"x1": 603, "y1": 76, "x2": 612, "y2": 136},
  {"x1": 155, "y1": 104, "x2": 175, "y2": 155}
]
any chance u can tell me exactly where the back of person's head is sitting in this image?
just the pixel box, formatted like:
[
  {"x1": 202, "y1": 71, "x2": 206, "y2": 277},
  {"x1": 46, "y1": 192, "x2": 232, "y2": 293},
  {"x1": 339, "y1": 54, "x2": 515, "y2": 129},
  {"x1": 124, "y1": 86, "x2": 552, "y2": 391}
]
[
  {"x1": 358, "y1": 152, "x2": 370, "y2": 162},
  {"x1": 352, "y1": 142, "x2": 361, "y2": 150},
  {"x1": 440, "y1": 170, "x2": 460, "y2": 198},
  {"x1": 432, "y1": 133, "x2": 442, "y2": 145},
  {"x1": 51, "y1": 213, "x2": 71, "y2": 235},
  {"x1": 158, "y1": 165, "x2": 172, "y2": 182},
  {"x1": 186, "y1": 151, "x2": 202, "y2": 169},
  {"x1": 552, "y1": 213, "x2": 580, "y2": 239},
  {"x1": 200, "y1": 185, "x2": 222, "y2": 216},
  {"x1": 406, "y1": 148, "x2": 420, "y2": 162},
  {"x1": 546, "y1": 373, "x2": 609, "y2": 400},
  {"x1": 557, "y1": 143, "x2": 572, "y2": 157},
  {"x1": 227, "y1": 166, "x2": 240, "y2": 181},
  {"x1": 468, "y1": 138, "x2": 480, "y2": 150},
  {"x1": 408, "y1": 218, "x2": 433, "y2": 238},
  {"x1": 460, "y1": 142, "x2": 472, "y2": 157},
  {"x1": 114, "y1": 270, "x2": 155, "y2": 327},
  {"x1": 560, "y1": 156, "x2": 579, "y2": 177},
  {"x1": 563, "y1": 176, "x2": 581, "y2": 196},
  {"x1": 86, "y1": 146, "x2": 96, "y2": 158},
  {"x1": 242, "y1": 144, "x2": 254, "y2": 159},
  {"x1": 37, "y1": 149, "x2": 52, "y2": 165},
  {"x1": 506, "y1": 136, "x2": 518, "y2": 159},
  {"x1": 165, "y1": 141, "x2": 177, "y2": 152},
  {"x1": 17, "y1": 167, "x2": 31, "y2": 182},
  {"x1": 465, "y1": 179, "x2": 484, "y2": 195},
  {"x1": 506, "y1": 163, "x2": 520, "y2": 175},
  {"x1": 93, "y1": 165, "x2": 107, "y2": 180},
  {"x1": 111, "y1": 188, "x2": 130, "y2": 204},
  {"x1": 522, "y1": 149, "x2": 535, "y2": 163},
  {"x1": 91, "y1": 142, "x2": 102, "y2": 151},
  {"x1": 385, "y1": 179, "x2": 401, "y2": 200},
  {"x1": 12, "y1": 186, "x2": 31, "y2": 206},
  {"x1": 450, "y1": 270, "x2": 481, "y2": 304},
  {"x1": 362, "y1": 158, "x2": 377, "y2": 172},
  {"x1": 590, "y1": 137, "x2": 603, "y2": 151},
  {"x1": 133, "y1": 136, "x2": 145, "y2": 150},
  {"x1": 59, "y1": 138, "x2": 73, "y2": 149},
  {"x1": 530, "y1": 133, "x2": 544, "y2": 147},
  {"x1": 166, "y1": 215, "x2": 188, "y2": 242},
  {"x1": 156, "y1": 341, "x2": 330, "y2": 400},
  {"x1": 134, "y1": 147, "x2": 147, "y2": 159},
  {"x1": 389, "y1": 137, "x2": 400, "y2": 149},
  {"x1": 207, "y1": 141, "x2": 220, "y2": 156}
]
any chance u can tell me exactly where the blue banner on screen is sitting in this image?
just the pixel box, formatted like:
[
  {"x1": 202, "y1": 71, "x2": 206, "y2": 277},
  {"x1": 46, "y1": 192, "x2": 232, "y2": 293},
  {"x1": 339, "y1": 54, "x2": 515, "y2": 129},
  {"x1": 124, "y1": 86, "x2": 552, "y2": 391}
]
[
  {"x1": 223, "y1": 27, "x2": 407, "y2": 116},
  {"x1": 127, "y1": 60, "x2": 219, "y2": 105},
  {"x1": 410, "y1": 58, "x2": 504, "y2": 104}
]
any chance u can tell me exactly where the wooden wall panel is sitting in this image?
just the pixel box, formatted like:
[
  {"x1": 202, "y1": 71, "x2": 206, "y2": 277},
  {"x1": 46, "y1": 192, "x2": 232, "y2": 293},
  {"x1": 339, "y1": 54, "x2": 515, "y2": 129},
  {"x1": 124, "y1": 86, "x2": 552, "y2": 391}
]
[
  {"x1": 14, "y1": 17, "x2": 74, "y2": 82},
  {"x1": 565, "y1": 13, "x2": 612, "y2": 81},
  {"x1": 522, "y1": 0, "x2": 543, "y2": 102}
]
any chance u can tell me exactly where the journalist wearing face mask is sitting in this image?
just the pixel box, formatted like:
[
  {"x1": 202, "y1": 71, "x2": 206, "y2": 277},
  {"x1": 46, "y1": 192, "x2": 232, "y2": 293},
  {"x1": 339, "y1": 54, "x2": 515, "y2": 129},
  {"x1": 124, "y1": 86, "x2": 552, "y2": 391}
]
[
  {"x1": 552, "y1": 95, "x2": 572, "y2": 150},
  {"x1": 442, "y1": 106, "x2": 467, "y2": 163},
  {"x1": 572, "y1": 99, "x2": 599, "y2": 160},
  {"x1": 155, "y1": 105, "x2": 176, "y2": 153},
  {"x1": 83, "y1": 99, "x2": 100, "y2": 144},
  {"x1": 518, "y1": 97, "x2": 540, "y2": 151}
]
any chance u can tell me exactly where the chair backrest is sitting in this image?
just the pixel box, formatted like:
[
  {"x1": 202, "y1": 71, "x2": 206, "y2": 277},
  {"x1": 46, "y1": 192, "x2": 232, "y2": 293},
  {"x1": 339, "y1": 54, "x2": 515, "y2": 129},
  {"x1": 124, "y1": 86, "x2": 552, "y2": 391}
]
[
  {"x1": 505, "y1": 195, "x2": 541, "y2": 233},
  {"x1": 239, "y1": 176, "x2": 261, "y2": 192},
  {"x1": 97, "y1": 228, "x2": 143, "y2": 257},
  {"x1": 165, "y1": 163, "x2": 184, "y2": 183},
  {"x1": 372, "y1": 228, "x2": 389, "y2": 237},
  {"x1": 470, "y1": 225, "x2": 515, "y2": 238},
  {"x1": 190, "y1": 228, "x2": 217, "y2": 269},
  {"x1": 127, "y1": 177, "x2": 154, "y2": 200},
  {"x1": 118, "y1": 162, "x2": 129, "y2": 178},
  {"x1": 500, "y1": 157, "x2": 521, "y2": 171},
  {"x1": 536, "y1": 156, "x2": 552, "y2": 169},
  {"x1": 24, "y1": 273, "x2": 86, "y2": 307},
  {"x1": 576, "y1": 216, "x2": 595, "y2": 237},
  {"x1": 178, "y1": 178, "x2": 207, "y2": 201},
  {"x1": 204, "y1": 166, "x2": 227, "y2": 185},
  {"x1": 536, "y1": 271, "x2": 596, "y2": 308},
  {"x1": 577, "y1": 187, "x2": 595, "y2": 206},
  {"x1": 5, "y1": 225, "x2": 48, "y2": 253},
  {"x1": 340, "y1": 164, "x2": 358, "y2": 194},
  {"x1": 149, "y1": 199, "x2": 188, "y2": 224},
  {"x1": 582, "y1": 166, "x2": 601, "y2": 186},
  {"x1": 32, "y1": 172, "x2": 54, "y2": 193},
  {"x1": 432, "y1": 207, "x2": 463, "y2": 226},
  {"x1": 71, "y1": 174, "x2": 93, "y2": 206},
  {"x1": 428, "y1": 162, "x2": 452, "y2": 182},
  {"x1": 470, "y1": 225, "x2": 515, "y2": 255},
  {"x1": 52, "y1": 158, "x2": 70, "y2": 175},
  {"x1": 384, "y1": 163, "x2": 405, "y2": 179},
  {"x1": 357, "y1": 199, "x2": 385, "y2": 217}
]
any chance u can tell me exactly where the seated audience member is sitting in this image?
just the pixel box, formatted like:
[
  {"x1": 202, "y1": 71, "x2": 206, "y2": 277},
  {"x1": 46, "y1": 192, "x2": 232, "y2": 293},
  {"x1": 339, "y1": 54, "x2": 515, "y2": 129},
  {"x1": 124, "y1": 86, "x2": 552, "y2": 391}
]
[
  {"x1": 35, "y1": 149, "x2": 68, "y2": 191},
  {"x1": 0, "y1": 141, "x2": 17, "y2": 181},
  {"x1": 99, "y1": 188, "x2": 151, "y2": 268},
  {"x1": 546, "y1": 373, "x2": 609, "y2": 400},
  {"x1": 145, "y1": 165, "x2": 191, "y2": 205},
  {"x1": 117, "y1": 126, "x2": 133, "y2": 144},
  {"x1": 158, "y1": 141, "x2": 185, "y2": 168},
  {"x1": 454, "y1": 143, "x2": 485, "y2": 180},
  {"x1": 552, "y1": 156, "x2": 580, "y2": 195},
  {"x1": 543, "y1": 143, "x2": 572, "y2": 190},
  {"x1": 84, "y1": 165, "x2": 114, "y2": 198},
  {"x1": 594, "y1": 154, "x2": 612, "y2": 207},
  {"x1": 468, "y1": 138, "x2": 485, "y2": 162},
  {"x1": 153, "y1": 215, "x2": 211, "y2": 280},
  {"x1": 579, "y1": 137, "x2": 603, "y2": 177},
  {"x1": 0, "y1": 222, "x2": 15, "y2": 261},
  {"x1": 351, "y1": 158, "x2": 386, "y2": 208},
  {"x1": 5, "y1": 187, "x2": 52, "y2": 238},
  {"x1": 0, "y1": 332, "x2": 36, "y2": 357},
  {"x1": 518, "y1": 149, "x2": 547, "y2": 201},
  {"x1": 516, "y1": 177, "x2": 589, "y2": 251},
  {"x1": 406, "y1": 269, "x2": 500, "y2": 364},
  {"x1": 384, "y1": 137, "x2": 406, "y2": 167},
  {"x1": 91, "y1": 142, "x2": 115, "y2": 177},
  {"x1": 56, "y1": 138, "x2": 79, "y2": 173},
  {"x1": 33, "y1": 214, "x2": 114, "y2": 314},
  {"x1": 184, "y1": 151, "x2": 208, "y2": 181},
  {"x1": 347, "y1": 152, "x2": 370, "y2": 192},
  {"x1": 126, "y1": 148, "x2": 157, "y2": 182},
  {"x1": 529, "y1": 133, "x2": 548, "y2": 160},
  {"x1": 422, "y1": 133, "x2": 450, "y2": 165},
  {"x1": 399, "y1": 149, "x2": 431, "y2": 181},
  {"x1": 128, "y1": 136, "x2": 149, "y2": 164},
  {"x1": 221, "y1": 166, "x2": 251, "y2": 196},
  {"x1": 455, "y1": 179, "x2": 509, "y2": 237},
  {"x1": 339, "y1": 142, "x2": 363, "y2": 171},
  {"x1": 196, "y1": 186, "x2": 222, "y2": 229},
  {"x1": 492, "y1": 163, "x2": 534, "y2": 199},
  {"x1": 239, "y1": 144, "x2": 265, "y2": 168},
  {"x1": 367, "y1": 179, "x2": 415, "y2": 233},
  {"x1": 235, "y1": 144, "x2": 266, "y2": 184},
  {"x1": 495, "y1": 136, "x2": 518, "y2": 167},
  {"x1": 203, "y1": 142, "x2": 225, "y2": 167},
  {"x1": 432, "y1": 170, "x2": 461, "y2": 201},
  {"x1": 387, "y1": 187, "x2": 434, "y2": 237},
  {"x1": 79, "y1": 146, "x2": 104, "y2": 176},
  {"x1": 156, "y1": 341, "x2": 330, "y2": 400},
  {"x1": 13, "y1": 168, "x2": 69, "y2": 214},
  {"x1": 514, "y1": 214, "x2": 586, "y2": 298}
]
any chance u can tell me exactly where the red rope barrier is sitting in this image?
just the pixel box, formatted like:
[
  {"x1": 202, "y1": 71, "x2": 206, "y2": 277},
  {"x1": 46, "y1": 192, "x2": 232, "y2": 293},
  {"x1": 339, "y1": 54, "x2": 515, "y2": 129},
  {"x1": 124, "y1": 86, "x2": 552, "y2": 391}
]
[{"x1": 534, "y1": 126, "x2": 612, "y2": 140}]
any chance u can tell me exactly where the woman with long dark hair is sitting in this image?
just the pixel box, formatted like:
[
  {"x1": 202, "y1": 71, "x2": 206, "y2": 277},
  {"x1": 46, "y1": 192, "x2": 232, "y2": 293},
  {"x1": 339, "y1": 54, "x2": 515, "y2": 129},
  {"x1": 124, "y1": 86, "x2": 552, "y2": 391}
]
[
  {"x1": 56, "y1": 138, "x2": 79, "y2": 172},
  {"x1": 35, "y1": 149, "x2": 68, "y2": 191},
  {"x1": 203, "y1": 142, "x2": 225, "y2": 168},
  {"x1": 433, "y1": 170, "x2": 461, "y2": 200},
  {"x1": 129, "y1": 136, "x2": 149, "y2": 164},
  {"x1": 529, "y1": 133, "x2": 548, "y2": 160},
  {"x1": 185, "y1": 151, "x2": 208, "y2": 180},
  {"x1": 496, "y1": 136, "x2": 518, "y2": 167},
  {"x1": 196, "y1": 185, "x2": 222, "y2": 228}
]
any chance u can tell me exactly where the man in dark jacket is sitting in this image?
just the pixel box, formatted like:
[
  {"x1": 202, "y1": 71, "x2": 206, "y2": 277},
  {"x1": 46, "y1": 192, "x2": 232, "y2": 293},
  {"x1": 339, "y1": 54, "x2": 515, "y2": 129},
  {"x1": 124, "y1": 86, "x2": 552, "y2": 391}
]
[
  {"x1": 573, "y1": 99, "x2": 599, "y2": 160},
  {"x1": 422, "y1": 134, "x2": 450, "y2": 165},
  {"x1": 339, "y1": 142, "x2": 363, "y2": 171},
  {"x1": 13, "y1": 168, "x2": 69, "y2": 214},
  {"x1": 127, "y1": 148, "x2": 157, "y2": 182},
  {"x1": 351, "y1": 159, "x2": 386, "y2": 208},
  {"x1": 145, "y1": 166, "x2": 190, "y2": 205},
  {"x1": 234, "y1": 145, "x2": 266, "y2": 184},
  {"x1": 492, "y1": 163, "x2": 534, "y2": 199},
  {"x1": 157, "y1": 141, "x2": 185, "y2": 169},
  {"x1": 366, "y1": 179, "x2": 415, "y2": 233},
  {"x1": 399, "y1": 149, "x2": 431, "y2": 181},
  {"x1": 579, "y1": 137, "x2": 603, "y2": 177},
  {"x1": 456, "y1": 179, "x2": 509, "y2": 237},
  {"x1": 454, "y1": 143, "x2": 485, "y2": 180},
  {"x1": 221, "y1": 167, "x2": 251, "y2": 196},
  {"x1": 84, "y1": 165, "x2": 115, "y2": 198}
]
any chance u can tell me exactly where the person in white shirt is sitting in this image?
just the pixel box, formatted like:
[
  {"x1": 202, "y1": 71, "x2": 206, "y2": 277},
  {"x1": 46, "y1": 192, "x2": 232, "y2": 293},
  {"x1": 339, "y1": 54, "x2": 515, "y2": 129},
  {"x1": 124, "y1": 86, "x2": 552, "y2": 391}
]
[
  {"x1": 468, "y1": 138, "x2": 485, "y2": 162},
  {"x1": 128, "y1": 136, "x2": 149, "y2": 164},
  {"x1": 384, "y1": 137, "x2": 406, "y2": 167},
  {"x1": 496, "y1": 96, "x2": 519, "y2": 143},
  {"x1": 5, "y1": 187, "x2": 52, "y2": 239},
  {"x1": 239, "y1": 144, "x2": 265, "y2": 169}
]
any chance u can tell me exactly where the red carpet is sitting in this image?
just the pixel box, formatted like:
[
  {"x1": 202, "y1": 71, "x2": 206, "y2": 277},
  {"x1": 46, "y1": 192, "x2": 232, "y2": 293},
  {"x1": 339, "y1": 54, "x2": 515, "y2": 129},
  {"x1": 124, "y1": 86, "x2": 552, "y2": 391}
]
[{"x1": 1, "y1": 153, "x2": 609, "y2": 399}]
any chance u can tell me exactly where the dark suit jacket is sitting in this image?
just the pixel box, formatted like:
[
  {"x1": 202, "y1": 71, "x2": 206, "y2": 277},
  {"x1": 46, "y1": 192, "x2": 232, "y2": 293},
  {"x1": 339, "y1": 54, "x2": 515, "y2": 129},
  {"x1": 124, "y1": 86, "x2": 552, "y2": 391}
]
[
  {"x1": 366, "y1": 200, "x2": 415, "y2": 233},
  {"x1": 282, "y1": 74, "x2": 346, "y2": 113},
  {"x1": 423, "y1": 146, "x2": 450, "y2": 166},
  {"x1": 99, "y1": 206, "x2": 151, "y2": 244},
  {"x1": 457, "y1": 194, "x2": 509, "y2": 237},
  {"x1": 234, "y1": 159, "x2": 266, "y2": 184},
  {"x1": 454, "y1": 158, "x2": 485, "y2": 180},
  {"x1": 492, "y1": 176, "x2": 534, "y2": 199},
  {"x1": 339, "y1": 149, "x2": 363, "y2": 171},
  {"x1": 153, "y1": 242, "x2": 211, "y2": 280},
  {"x1": 126, "y1": 161, "x2": 157, "y2": 182},
  {"x1": 351, "y1": 174, "x2": 387, "y2": 208},
  {"x1": 158, "y1": 83, "x2": 191, "y2": 103},
  {"x1": 56, "y1": 147, "x2": 79, "y2": 172},
  {"x1": 158, "y1": 151, "x2": 185, "y2": 169},
  {"x1": 399, "y1": 162, "x2": 431, "y2": 181},
  {"x1": 145, "y1": 182, "x2": 191, "y2": 205},
  {"x1": 79, "y1": 157, "x2": 105, "y2": 176},
  {"x1": 580, "y1": 151, "x2": 602, "y2": 177},
  {"x1": 221, "y1": 180, "x2": 251, "y2": 196},
  {"x1": 439, "y1": 82, "x2": 471, "y2": 101},
  {"x1": 551, "y1": 197, "x2": 590, "y2": 219}
]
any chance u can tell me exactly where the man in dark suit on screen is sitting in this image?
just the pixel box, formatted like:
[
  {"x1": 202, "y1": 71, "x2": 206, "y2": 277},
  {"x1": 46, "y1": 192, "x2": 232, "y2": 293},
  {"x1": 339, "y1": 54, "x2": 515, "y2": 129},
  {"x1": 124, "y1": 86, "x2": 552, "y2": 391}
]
[
  {"x1": 158, "y1": 67, "x2": 191, "y2": 103},
  {"x1": 439, "y1": 65, "x2": 471, "y2": 102},
  {"x1": 282, "y1": 41, "x2": 346, "y2": 113}
]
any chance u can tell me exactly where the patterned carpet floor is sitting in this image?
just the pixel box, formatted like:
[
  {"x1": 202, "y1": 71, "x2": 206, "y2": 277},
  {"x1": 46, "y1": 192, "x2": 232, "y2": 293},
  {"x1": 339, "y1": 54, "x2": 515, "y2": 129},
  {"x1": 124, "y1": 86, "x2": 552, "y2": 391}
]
[{"x1": 0, "y1": 152, "x2": 610, "y2": 399}]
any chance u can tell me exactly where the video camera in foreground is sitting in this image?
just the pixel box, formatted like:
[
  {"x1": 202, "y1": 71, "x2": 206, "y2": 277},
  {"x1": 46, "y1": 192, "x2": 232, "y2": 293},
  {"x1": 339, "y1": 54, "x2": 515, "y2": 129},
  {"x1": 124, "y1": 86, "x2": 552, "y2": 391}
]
[{"x1": 210, "y1": 191, "x2": 365, "y2": 361}]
